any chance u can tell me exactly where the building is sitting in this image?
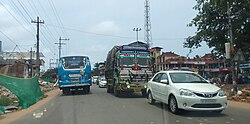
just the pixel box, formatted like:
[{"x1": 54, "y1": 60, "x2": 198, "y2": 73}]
[
  {"x1": 157, "y1": 52, "x2": 231, "y2": 80},
  {"x1": 149, "y1": 47, "x2": 162, "y2": 72},
  {"x1": 0, "y1": 52, "x2": 45, "y2": 77}
]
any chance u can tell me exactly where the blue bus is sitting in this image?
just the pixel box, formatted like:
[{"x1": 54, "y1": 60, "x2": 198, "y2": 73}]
[{"x1": 58, "y1": 56, "x2": 92, "y2": 94}]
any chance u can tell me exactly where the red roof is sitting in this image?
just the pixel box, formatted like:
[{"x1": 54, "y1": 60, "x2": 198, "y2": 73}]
[{"x1": 161, "y1": 52, "x2": 180, "y2": 57}]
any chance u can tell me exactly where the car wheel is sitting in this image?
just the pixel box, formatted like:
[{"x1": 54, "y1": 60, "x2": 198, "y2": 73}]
[
  {"x1": 169, "y1": 95, "x2": 179, "y2": 114},
  {"x1": 148, "y1": 91, "x2": 155, "y2": 105}
]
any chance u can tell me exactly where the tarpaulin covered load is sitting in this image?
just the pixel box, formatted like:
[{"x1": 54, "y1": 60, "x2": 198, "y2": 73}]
[{"x1": 0, "y1": 74, "x2": 44, "y2": 109}]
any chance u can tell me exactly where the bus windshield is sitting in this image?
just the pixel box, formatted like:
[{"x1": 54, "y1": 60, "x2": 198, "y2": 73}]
[{"x1": 62, "y1": 56, "x2": 86, "y2": 69}]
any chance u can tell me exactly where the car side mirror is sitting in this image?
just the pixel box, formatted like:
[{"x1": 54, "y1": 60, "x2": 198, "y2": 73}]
[{"x1": 160, "y1": 79, "x2": 169, "y2": 84}]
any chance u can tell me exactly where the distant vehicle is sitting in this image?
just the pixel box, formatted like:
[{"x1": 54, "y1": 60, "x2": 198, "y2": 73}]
[
  {"x1": 58, "y1": 56, "x2": 92, "y2": 94},
  {"x1": 105, "y1": 41, "x2": 153, "y2": 97},
  {"x1": 92, "y1": 76, "x2": 99, "y2": 84},
  {"x1": 147, "y1": 70, "x2": 227, "y2": 114},
  {"x1": 99, "y1": 78, "x2": 107, "y2": 88}
]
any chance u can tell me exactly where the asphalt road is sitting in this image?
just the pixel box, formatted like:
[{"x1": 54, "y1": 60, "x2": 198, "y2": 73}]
[{"x1": 11, "y1": 85, "x2": 250, "y2": 124}]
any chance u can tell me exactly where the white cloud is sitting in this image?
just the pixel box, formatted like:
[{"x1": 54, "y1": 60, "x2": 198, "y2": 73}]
[{"x1": 89, "y1": 21, "x2": 121, "y2": 35}]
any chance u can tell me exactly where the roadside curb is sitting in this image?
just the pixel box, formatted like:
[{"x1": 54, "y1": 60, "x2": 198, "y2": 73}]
[{"x1": 0, "y1": 88, "x2": 60, "y2": 124}]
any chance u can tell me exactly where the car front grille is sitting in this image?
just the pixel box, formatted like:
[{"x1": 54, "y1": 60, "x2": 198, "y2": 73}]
[
  {"x1": 191, "y1": 104, "x2": 222, "y2": 108},
  {"x1": 194, "y1": 92, "x2": 218, "y2": 98}
]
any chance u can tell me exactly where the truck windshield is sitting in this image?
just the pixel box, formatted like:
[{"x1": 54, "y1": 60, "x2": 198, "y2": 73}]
[
  {"x1": 137, "y1": 57, "x2": 150, "y2": 66},
  {"x1": 62, "y1": 56, "x2": 86, "y2": 69},
  {"x1": 120, "y1": 57, "x2": 134, "y2": 66}
]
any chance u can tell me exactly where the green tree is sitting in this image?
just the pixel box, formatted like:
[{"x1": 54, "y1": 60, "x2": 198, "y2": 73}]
[
  {"x1": 91, "y1": 62, "x2": 100, "y2": 76},
  {"x1": 184, "y1": 0, "x2": 250, "y2": 59}
]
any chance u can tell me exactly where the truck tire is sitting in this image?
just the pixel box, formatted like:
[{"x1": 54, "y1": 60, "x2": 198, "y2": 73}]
[
  {"x1": 114, "y1": 87, "x2": 120, "y2": 97},
  {"x1": 62, "y1": 88, "x2": 70, "y2": 95},
  {"x1": 86, "y1": 86, "x2": 90, "y2": 93}
]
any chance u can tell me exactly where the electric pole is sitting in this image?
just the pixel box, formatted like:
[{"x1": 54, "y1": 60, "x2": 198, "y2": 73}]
[
  {"x1": 30, "y1": 47, "x2": 33, "y2": 77},
  {"x1": 31, "y1": 16, "x2": 44, "y2": 75},
  {"x1": 133, "y1": 28, "x2": 141, "y2": 42},
  {"x1": 227, "y1": 2, "x2": 237, "y2": 94},
  {"x1": 55, "y1": 36, "x2": 69, "y2": 59}
]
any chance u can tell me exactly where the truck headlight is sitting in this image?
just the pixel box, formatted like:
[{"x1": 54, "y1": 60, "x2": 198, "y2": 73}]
[
  {"x1": 218, "y1": 90, "x2": 225, "y2": 97},
  {"x1": 127, "y1": 85, "x2": 130, "y2": 88},
  {"x1": 180, "y1": 89, "x2": 195, "y2": 97}
]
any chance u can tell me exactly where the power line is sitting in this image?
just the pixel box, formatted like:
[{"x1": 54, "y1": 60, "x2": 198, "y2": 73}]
[
  {"x1": 48, "y1": 0, "x2": 69, "y2": 38},
  {"x1": 46, "y1": 24, "x2": 135, "y2": 39},
  {"x1": 0, "y1": 31, "x2": 29, "y2": 51},
  {"x1": 46, "y1": 24, "x2": 186, "y2": 41},
  {"x1": 0, "y1": 1, "x2": 35, "y2": 37}
]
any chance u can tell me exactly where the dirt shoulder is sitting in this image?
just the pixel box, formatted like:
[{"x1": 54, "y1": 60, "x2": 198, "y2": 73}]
[
  {"x1": 0, "y1": 88, "x2": 61, "y2": 124},
  {"x1": 228, "y1": 100, "x2": 250, "y2": 110}
]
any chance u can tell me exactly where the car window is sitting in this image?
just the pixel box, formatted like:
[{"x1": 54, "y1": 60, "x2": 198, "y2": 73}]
[
  {"x1": 169, "y1": 72, "x2": 208, "y2": 83},
  {"x1": 160, "y1": 73, "x2": 168, "y2": 81},
  {"x1": 152, "y1": 73, "x2": 162, "y2": 82}
]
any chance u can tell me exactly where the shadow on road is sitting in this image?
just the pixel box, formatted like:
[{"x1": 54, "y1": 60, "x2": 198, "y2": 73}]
[
  {"x1": 59, "y1": 91, "x2": 93, "y2": 96},
  {"x1": 110, "y1": 92, "x2": 146, "y2": 99},
  {"x1": 153, "y1": 102, "x2": 228, "y2": 118}
]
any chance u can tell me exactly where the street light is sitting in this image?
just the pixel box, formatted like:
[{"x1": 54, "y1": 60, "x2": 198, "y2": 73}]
[{"x1": 133, "y1": 28, "x2": 141, "y2": 41}]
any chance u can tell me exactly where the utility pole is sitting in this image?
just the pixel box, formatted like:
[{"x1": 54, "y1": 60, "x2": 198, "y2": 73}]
[
  {"x1": 31, "y1": 16, "x2": 44, "y2": 75},
  {"x1": 133, "y1": 28, "x2": 141, "y2": 42},
  {"x1": 30, "y1": 47, "x2": 33, "y2": 77},
  {"x1": 55, "y1": 36, "x2": 69, "y2": 59},
  {"x1": 227, "y1": 2, "x2": 237, "y2": 94},
  {"x1": 144, "y1": 0, "x2": 152, "y2": 48}
]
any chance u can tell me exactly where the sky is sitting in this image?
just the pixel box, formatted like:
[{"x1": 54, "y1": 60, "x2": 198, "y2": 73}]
[{"x1": 0, "y1": 0, "x2": 212, "y2": 70}]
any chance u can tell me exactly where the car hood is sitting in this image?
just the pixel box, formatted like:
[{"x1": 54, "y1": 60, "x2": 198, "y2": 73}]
[{"x1": 173, "y1": 83, "x2": 220, "y2": 93}]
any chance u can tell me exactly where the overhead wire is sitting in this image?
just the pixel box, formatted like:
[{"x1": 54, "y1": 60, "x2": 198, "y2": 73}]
[
  {"x1": 0, "y1": 1, "x2": 35, "y2": 37},
  {"x1": 48, "y1": 0, "x2": 69, "y2": 38}
]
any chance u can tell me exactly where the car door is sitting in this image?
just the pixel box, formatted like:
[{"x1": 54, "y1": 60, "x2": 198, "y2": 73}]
[
  {"x1": 150, "y1": 73, "x2": 163, "y2": 101},
  {"x1": 158, "y1": 73, "x2": 170, "y2": 103}
]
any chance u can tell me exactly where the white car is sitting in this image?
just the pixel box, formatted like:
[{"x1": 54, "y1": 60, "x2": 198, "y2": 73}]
[
  {"x1": 147, "y1": 70, "x2": 227, "y2": 114},
  {"x1": 99, "y1": 78, "x2": 107, "y2": 88}
]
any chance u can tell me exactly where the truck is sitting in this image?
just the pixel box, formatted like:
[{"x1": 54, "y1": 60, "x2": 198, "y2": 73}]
[
  {"x1": 105, "y1": 41, "x2": 153, "y2": 97},
  {"x1": 58, "y1": 56, "x2": 92, "y2": 94}
]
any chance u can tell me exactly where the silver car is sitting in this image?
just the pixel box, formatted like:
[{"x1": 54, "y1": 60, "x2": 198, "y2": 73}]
[{"x1": 147, "y1": 70, "x2": 227, "y2": 114}]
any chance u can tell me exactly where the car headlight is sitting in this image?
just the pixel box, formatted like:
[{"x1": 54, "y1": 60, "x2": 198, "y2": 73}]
[
  {"x1": 180, "y1": 89, "x2": 195, "y2": 97},
  {"x1": 218, "y1": 90, "x2": 225, "y2": 97}
]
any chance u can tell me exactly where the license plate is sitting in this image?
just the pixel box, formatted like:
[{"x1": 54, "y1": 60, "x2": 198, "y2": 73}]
[
  {"x1": 133, "y1": 88, "x2": 141, "y2": 92},
  {"x1": 72, "y1": 79, "x2": 78, "y2": 82},
  {"x1": 200, "y1": 99, "x2": 217, "y2": 103}
]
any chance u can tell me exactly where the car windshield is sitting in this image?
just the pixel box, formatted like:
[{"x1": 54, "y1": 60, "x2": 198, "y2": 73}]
[{"x1": 169, "y1": 73, "x2": 208, "y2": 83}]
